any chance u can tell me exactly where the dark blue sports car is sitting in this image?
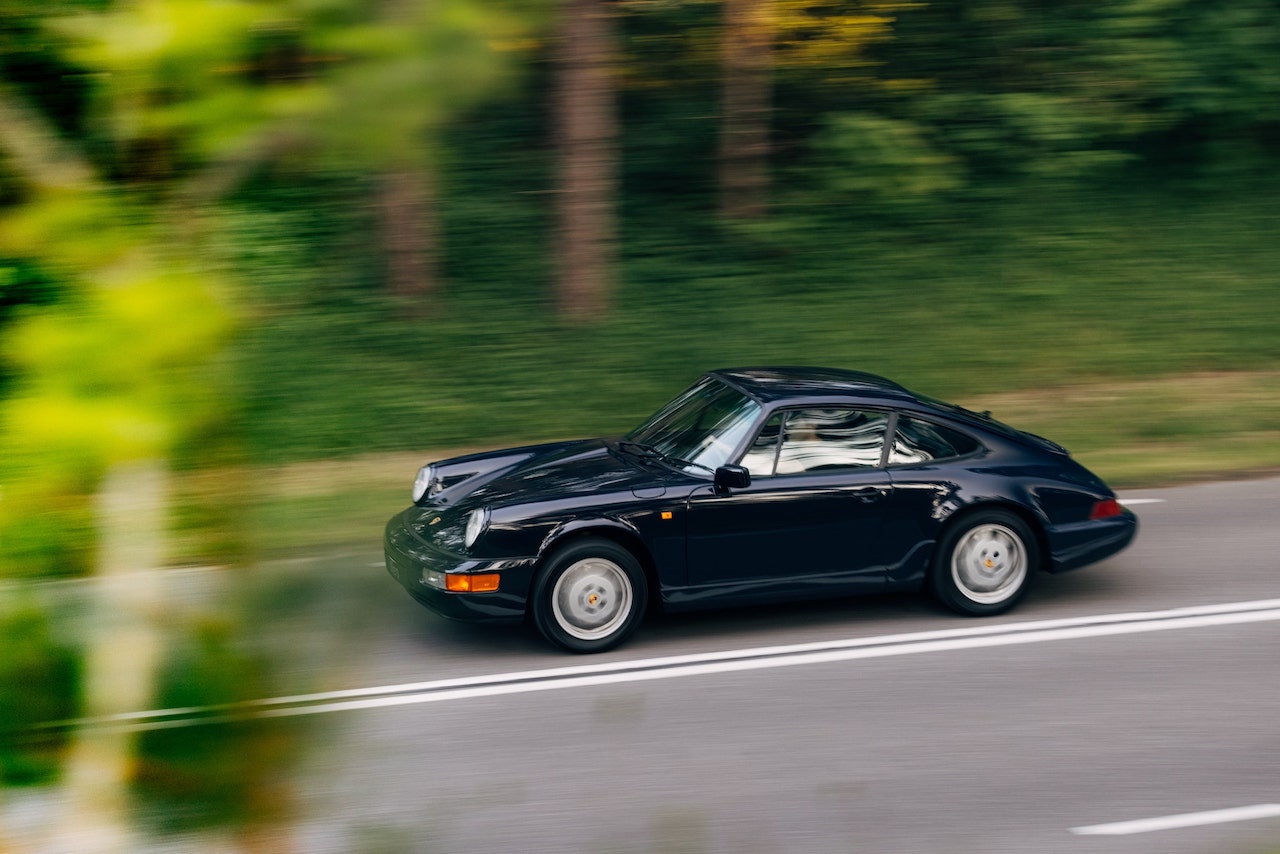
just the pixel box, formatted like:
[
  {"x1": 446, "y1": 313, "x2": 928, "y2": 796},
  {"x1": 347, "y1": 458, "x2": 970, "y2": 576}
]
[{"x1": 384, "y1": 367, "x2": 1136, "y2": 652}]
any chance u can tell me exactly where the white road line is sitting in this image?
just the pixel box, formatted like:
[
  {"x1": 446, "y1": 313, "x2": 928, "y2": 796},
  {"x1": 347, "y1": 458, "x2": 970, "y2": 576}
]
[
  {"x1": 67, "y1": 597, "x2": 1280, "y2": 731},
  {"x1": 255, "y1": 607, "x2": 1280, "y2": 720},
  {"x1": 1071, "y1": 803, "x2": 1280, "y2": 836},
  {"x1": 1119, "y1": 498, "x2": 1165, "y2": 506}
]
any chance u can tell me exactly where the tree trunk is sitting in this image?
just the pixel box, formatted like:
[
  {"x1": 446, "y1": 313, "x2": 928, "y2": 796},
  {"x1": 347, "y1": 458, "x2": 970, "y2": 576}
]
[
  {"x1": 380, "y1": 170, "x2": 440, "y2": 312},
  {"x1": 719, "y1": 0, "x2": 772, "y2": 220},
  {"x1": 555, "y1": 0, "x2": 617, "y2": 322},
  {"x1": 51, "y1": 461, "x2": 169, "y2": 854}
]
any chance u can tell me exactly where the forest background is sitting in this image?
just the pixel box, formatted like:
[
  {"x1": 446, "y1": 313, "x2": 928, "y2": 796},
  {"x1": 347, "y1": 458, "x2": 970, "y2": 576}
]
[{"x1": 1, "y1": 0, "x2": 1279, "y2": 847}]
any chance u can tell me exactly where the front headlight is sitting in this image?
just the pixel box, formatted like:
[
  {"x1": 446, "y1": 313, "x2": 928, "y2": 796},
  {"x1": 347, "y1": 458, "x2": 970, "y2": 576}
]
[
  {"x1": 464, "y1": 507, "x2": 490, "y2": 549},
  {"x1": 412, "y1": 464, "x2": 438, "y2": 502}
]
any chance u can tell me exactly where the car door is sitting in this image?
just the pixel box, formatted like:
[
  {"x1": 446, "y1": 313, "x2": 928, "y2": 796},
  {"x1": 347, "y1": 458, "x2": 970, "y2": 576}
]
[{"x1": 684, "y1": 407, "x2": 896, "y2": 600}]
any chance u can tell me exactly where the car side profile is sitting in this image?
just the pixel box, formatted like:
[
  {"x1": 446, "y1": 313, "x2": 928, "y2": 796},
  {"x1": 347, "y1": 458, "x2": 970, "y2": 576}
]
[{"x1": 383, "y1": 367, "x2": 1137, "y2": 652}]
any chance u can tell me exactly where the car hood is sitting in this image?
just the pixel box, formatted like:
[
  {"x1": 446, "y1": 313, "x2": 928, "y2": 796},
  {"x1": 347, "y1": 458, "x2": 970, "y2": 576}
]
[{"x1": 426, "y1": 439, "x2": 667, "y2": 511}]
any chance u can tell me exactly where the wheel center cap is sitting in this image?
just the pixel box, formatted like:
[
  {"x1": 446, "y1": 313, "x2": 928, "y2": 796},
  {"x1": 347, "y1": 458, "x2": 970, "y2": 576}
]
[
  {"x1": 587, "y1": 593, "x2": 599, "y2": 606},
  {"x1": 984, "y1": 559, "x2": 995, "y2": 569}
]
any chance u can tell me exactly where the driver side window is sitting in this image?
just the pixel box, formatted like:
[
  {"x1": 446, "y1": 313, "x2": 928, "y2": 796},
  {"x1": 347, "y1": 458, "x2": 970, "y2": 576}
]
[{"x1": 740, "y1": 409, "x2": 889, "y2": 476}]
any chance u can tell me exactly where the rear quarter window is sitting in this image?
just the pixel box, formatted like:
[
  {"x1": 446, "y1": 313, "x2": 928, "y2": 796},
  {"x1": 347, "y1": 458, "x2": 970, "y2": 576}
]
[{"x1": 889, "y1": 416, "x2": 981, "y2": 464}]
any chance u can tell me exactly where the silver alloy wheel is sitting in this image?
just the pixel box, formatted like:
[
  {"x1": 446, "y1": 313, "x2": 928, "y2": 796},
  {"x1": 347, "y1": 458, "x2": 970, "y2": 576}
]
[
  {"x1": 950, "y1": 523, "x2": 1027, "y2": 605},
  {"x1": 551, "y1": 557, "x2": 634, "y2": 641}
]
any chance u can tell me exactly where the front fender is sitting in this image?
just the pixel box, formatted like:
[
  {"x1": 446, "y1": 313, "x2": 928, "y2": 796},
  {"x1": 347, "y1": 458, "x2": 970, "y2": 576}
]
[{"x1": 538, "y1": 516, "x2": 646, "y2": 560}]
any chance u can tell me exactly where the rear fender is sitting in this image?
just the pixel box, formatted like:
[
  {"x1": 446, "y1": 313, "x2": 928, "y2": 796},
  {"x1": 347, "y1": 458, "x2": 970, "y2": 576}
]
[{"x1": 933, "y1": 501, "x2": 1051, "y2": 574}]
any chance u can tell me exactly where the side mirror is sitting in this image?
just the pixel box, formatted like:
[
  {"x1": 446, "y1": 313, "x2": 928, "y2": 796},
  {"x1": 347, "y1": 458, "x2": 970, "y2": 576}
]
[{"x1": 714, "y1": 465, "x2": 751, "y2": 492}]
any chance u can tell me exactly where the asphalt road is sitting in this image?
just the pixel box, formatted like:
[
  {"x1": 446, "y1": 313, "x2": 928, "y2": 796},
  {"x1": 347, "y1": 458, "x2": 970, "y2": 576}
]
[{"x1": 281, "y1": 476, "x2": 1280, "y2": 853}]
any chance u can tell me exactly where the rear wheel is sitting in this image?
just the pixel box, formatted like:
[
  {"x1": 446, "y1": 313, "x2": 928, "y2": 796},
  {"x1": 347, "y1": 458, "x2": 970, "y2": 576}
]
[
  {"x1": 932, "y1": 510, "x2": 1037, "y2": 616},
  {"x1": 531, "y1": 538, "x2": 647, "y2": 653}
]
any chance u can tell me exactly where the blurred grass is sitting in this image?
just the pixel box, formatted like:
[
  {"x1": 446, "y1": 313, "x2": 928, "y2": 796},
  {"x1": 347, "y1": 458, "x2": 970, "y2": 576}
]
[
  {"x1": 238, "y1": 370, "x2": 1280, "y2": 558},
  {"x1": 132, "y1": 618, "x2": 300, "y2": 832},
  {"x1": 969, "y1": 372, "x2": 1280, "y2": 487},
  {"x1": 0, "y1": 601, "x2": 81, "y2": 785},
  {"x1": 215, "y1": 176, "x2": 1280, "y2": 558},
  {"x1": 233, "y1": 180, "x2": 1280, "y2": 467}
]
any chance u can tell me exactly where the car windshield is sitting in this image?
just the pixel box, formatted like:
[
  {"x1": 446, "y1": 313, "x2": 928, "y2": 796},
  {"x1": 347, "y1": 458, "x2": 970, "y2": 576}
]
[{"x1": 624, "y1": 377, "x2": 762, "y2": 474}]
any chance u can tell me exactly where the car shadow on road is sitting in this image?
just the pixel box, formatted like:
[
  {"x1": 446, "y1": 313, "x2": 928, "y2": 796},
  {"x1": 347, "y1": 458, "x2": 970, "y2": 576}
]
[
  {"x1": 640, "y1": 564, "x2": 1135, "y2": 651},
  {"x1": 389, "y1": 562, "x2": 1137, "y2": 666},
  {"x1": 644, "y1": 591, "x2": 938, "y2": 647}
]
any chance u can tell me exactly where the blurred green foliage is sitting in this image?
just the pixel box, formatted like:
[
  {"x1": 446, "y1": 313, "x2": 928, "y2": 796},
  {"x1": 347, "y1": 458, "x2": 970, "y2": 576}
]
[
  {"x1": 0, "y1": 601, "x2": 81, "y2": 785},
  {"x1": 0, "y1": 0, "x2": 537, "y2": 827},
  {"x1": 808, "y1": 112, "x2": 962, "y2": 201},
  {"x1": 0, "y1": 206, "x2": 237, "y2": 576},
  {"x1": 2, "y1": 0, "x2": 1277, "y2": 473},
  {"x1": 871, "y1": 0, "x2": 1280, "y2": 183},
  {"x1": 0, "y1": 0, "x2": 541, "y2": 576},
  {"x1": 0, "y1": 258, "x2": 61, "y2": 393},
  {"x1": 132, "y1": 618, "x2": 298, "y2": 831},
  {"x1": 0, "y1": 1, "x2": 1277, "y2": 841}
]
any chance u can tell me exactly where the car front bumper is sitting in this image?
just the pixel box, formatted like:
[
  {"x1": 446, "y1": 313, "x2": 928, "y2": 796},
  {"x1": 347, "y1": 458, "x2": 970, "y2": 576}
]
[{"x1": 383, "y1": 508, "x2": 536, "y2": 621}]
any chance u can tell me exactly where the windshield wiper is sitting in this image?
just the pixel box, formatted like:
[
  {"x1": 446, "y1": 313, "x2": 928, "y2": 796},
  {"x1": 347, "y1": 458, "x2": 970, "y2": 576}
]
[
  {"x1": 618, "y1": 440, "x2": 661, "y2": 459},
  {"x1": 618, "y1": 441, "x2": 715, "y2": 475}
]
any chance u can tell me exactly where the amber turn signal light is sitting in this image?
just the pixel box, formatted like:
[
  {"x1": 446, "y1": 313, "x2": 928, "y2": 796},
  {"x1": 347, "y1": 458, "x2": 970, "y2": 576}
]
[{"x1": 445, "y1": 573, "x2": 501, "y2": 593}]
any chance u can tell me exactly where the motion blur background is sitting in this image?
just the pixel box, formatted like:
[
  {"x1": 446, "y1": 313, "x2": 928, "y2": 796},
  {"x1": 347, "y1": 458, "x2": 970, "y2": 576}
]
[{"x1": 2, "y1": 0, "x2": 1279, "y2": 849}]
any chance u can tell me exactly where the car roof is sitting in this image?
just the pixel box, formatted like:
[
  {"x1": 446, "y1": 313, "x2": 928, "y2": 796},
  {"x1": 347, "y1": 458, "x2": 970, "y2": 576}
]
[
  {"x1": 708, "y1": 366, "x2": 917, "y2": 405},
  {"x1": 706, "y1": 367, "x2": 1064, "y2": 454}
]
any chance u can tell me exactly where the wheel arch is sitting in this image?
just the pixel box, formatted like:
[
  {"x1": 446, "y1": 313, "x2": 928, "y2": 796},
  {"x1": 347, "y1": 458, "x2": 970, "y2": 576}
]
[
  {"x1": 538, "y1": 520, "x2": 662, "y2": 613},
  {"x1": 935, "y1": 500, "x2": 1050, "y2": 574}
]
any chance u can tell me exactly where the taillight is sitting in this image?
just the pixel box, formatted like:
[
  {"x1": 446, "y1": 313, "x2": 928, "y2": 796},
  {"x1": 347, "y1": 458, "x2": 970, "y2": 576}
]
[{"x1": 1090, "y1": 498, "x2": 1123, "y2": 520}]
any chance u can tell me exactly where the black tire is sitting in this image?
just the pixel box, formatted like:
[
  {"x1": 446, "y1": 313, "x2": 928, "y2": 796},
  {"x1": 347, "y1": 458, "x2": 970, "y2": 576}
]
[
  {"x1": 932, "y1": 509, "x2": 1038, "y2": 616},
  {"x1": 530, "y1": 538, "x2": 648, "y2": 653}
]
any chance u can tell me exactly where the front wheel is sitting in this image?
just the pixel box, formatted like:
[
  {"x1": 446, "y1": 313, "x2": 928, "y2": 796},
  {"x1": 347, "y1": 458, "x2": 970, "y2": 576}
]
[
  {"x1": 932, "y1": 510, "x2": 1038, "y2": 616},
  {"x1": 530, "y1": 538, "x2": 647, "y2": 653}
]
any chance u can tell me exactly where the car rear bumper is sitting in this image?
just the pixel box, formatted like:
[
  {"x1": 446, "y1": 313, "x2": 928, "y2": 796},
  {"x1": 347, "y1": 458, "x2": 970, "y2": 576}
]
[
  {"x1": 1045, "y1": 509, "x2": 1138, "y2": 573},
  {"x1": 383, "y1": 509, "x2": 536, "y2": 621}
]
